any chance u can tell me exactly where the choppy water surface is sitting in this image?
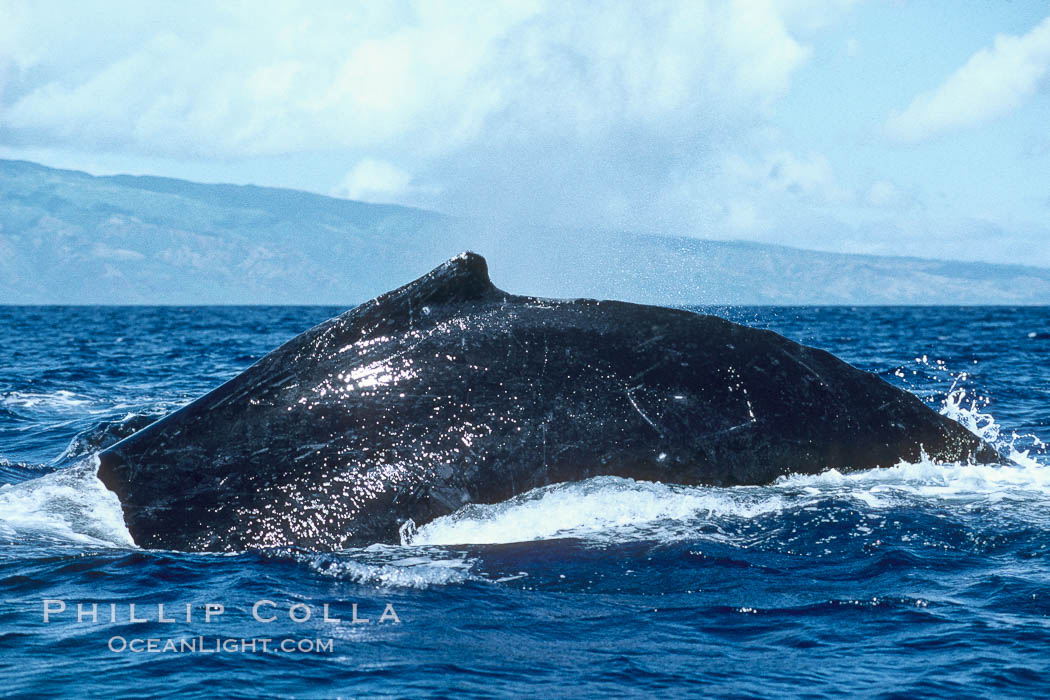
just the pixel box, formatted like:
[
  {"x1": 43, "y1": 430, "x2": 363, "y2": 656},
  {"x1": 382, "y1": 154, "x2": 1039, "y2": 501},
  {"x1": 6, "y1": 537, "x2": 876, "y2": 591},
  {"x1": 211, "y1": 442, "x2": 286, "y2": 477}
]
[{"x1": 1, "y1": 306, "x2": 1048, "y2": 697}]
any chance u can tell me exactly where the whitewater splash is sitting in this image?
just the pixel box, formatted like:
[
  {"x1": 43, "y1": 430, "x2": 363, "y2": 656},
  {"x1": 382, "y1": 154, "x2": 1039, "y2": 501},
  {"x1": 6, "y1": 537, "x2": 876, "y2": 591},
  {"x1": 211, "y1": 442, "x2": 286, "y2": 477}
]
[
  {"x1": 0, "y1": 457, "x2": 135, "y2": 547},
  {"x1": 408, "y1": 477, "x2": 786, "y2": 546}
]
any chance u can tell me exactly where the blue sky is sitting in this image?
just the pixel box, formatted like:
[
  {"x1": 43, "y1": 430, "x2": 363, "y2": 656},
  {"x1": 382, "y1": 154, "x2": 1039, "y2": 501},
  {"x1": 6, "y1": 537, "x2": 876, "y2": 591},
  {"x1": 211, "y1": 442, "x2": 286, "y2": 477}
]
[{"x1": 1, "y1": 0, "x2": 1048, "y2": 265}]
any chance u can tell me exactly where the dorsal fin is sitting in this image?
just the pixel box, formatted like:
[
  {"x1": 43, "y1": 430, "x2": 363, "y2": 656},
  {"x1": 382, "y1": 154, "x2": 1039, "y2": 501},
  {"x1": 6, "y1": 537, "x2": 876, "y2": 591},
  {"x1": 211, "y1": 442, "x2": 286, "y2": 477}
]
[{"x1": 380, "y1": 251, "x2": 501, "y2": 308}]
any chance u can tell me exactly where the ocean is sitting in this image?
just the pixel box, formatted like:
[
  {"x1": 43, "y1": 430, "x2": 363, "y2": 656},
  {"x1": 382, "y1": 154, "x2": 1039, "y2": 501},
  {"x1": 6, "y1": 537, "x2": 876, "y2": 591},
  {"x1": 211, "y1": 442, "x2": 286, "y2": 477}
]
[{"x1": 1, "y1": 305, "x2": 1048, "y2": 698}]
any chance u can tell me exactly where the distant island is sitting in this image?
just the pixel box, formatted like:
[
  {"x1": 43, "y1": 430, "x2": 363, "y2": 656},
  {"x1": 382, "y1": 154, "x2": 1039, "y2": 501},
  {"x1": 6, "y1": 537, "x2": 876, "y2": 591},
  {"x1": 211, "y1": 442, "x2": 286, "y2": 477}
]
[{"x1": 2, "y1": 159, "x2": 1048, "y2": 305}]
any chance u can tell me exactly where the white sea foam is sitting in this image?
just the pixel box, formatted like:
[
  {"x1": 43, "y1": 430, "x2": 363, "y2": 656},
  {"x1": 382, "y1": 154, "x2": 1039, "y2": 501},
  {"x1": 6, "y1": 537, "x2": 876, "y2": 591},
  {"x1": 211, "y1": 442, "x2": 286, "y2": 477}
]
[
  {"x1": 1, "y1": 390, "x2": 97, "y2": 411},
  {"x1": 0, "y1": 458, "x2": 135, "y2": 547},
  {"x1": 297, "y1": 545, "x2": 477, "y2": 588},
  {"x1": 410, "y1": 476, "x2": 787, "y2": 546}
]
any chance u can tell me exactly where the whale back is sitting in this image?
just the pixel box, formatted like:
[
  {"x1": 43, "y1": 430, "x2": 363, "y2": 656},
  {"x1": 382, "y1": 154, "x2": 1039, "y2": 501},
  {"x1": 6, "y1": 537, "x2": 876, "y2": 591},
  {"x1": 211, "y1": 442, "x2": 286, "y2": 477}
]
[{"x1": 98, "y1": 252, "x2": 997, "y2": 551}]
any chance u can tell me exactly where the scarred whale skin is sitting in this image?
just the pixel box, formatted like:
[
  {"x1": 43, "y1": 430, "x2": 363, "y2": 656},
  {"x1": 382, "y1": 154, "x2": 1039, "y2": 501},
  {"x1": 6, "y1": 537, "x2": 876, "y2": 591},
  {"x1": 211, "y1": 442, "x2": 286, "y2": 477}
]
[{"x1": 97, "y1": 252, "x2": 998, "y2": 551}]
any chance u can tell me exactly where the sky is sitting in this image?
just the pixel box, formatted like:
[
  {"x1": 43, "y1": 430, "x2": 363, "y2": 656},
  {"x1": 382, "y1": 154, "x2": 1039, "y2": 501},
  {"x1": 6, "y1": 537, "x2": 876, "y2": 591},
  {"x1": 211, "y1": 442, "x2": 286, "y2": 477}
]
[{"x1": 1, "y1": 0, "x2": 1049, "y2": 266}]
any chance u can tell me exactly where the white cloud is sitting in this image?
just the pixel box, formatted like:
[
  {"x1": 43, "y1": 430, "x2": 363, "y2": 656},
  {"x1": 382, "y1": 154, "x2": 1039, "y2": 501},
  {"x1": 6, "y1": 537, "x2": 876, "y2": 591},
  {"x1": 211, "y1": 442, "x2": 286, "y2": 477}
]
[
  {"x1": 333, "y1": 158, "x2": 429, "y2": 203},
  {"x1": 0, "y1": 2, "x2": 812, "y2": 161},
  {"x1": 884, "y1": 15, "x2": 1050, "y2": 143},
  {"x1": 91, "y1": 244, "x2": 145, "y2": 262}
]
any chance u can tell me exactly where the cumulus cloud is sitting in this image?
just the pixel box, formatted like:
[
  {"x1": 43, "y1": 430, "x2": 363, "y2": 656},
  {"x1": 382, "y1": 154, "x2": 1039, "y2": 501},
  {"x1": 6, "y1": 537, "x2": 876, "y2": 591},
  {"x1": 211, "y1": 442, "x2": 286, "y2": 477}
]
[
  {"x1": 332, "y1": 158, "x2": 439, "y2": 204},
  {"x1": 90, "y1": 244, "x2": 145, "y2": 262},
  {"x1": 884, "y1": 15, "x2": 1050, "y2": 143}
]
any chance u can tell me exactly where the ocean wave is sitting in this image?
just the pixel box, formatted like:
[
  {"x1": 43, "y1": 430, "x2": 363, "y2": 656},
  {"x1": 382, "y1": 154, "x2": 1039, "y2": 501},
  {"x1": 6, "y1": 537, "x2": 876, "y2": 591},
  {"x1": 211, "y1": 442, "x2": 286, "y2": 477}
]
[
  {"x1": 283, "y1": 545, "x2": 479, "y2": 588},
  {"x1": 0, "y1": 458, "x2": 56, "y2": 487},
  {"x1": 0, "y1": 390, "x2": 98, "y2": 411},
  {"x1": 56, "y1": 412, "x2": 160, "y2": 463}
]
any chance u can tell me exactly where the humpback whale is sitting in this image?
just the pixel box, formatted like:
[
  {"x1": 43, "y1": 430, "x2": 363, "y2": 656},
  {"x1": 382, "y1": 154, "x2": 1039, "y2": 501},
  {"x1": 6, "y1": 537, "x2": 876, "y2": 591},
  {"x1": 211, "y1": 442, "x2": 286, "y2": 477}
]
[{"x1": 97, "y1": 252, "x2": 998, "y2": 551}]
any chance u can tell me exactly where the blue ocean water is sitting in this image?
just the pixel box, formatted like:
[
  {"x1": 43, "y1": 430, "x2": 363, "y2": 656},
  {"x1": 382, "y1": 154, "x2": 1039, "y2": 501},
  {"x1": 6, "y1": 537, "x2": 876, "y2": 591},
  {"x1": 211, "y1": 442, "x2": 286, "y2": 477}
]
[{"x1": 1, "y1": 305, "x2": 1048, "y2": 698}]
